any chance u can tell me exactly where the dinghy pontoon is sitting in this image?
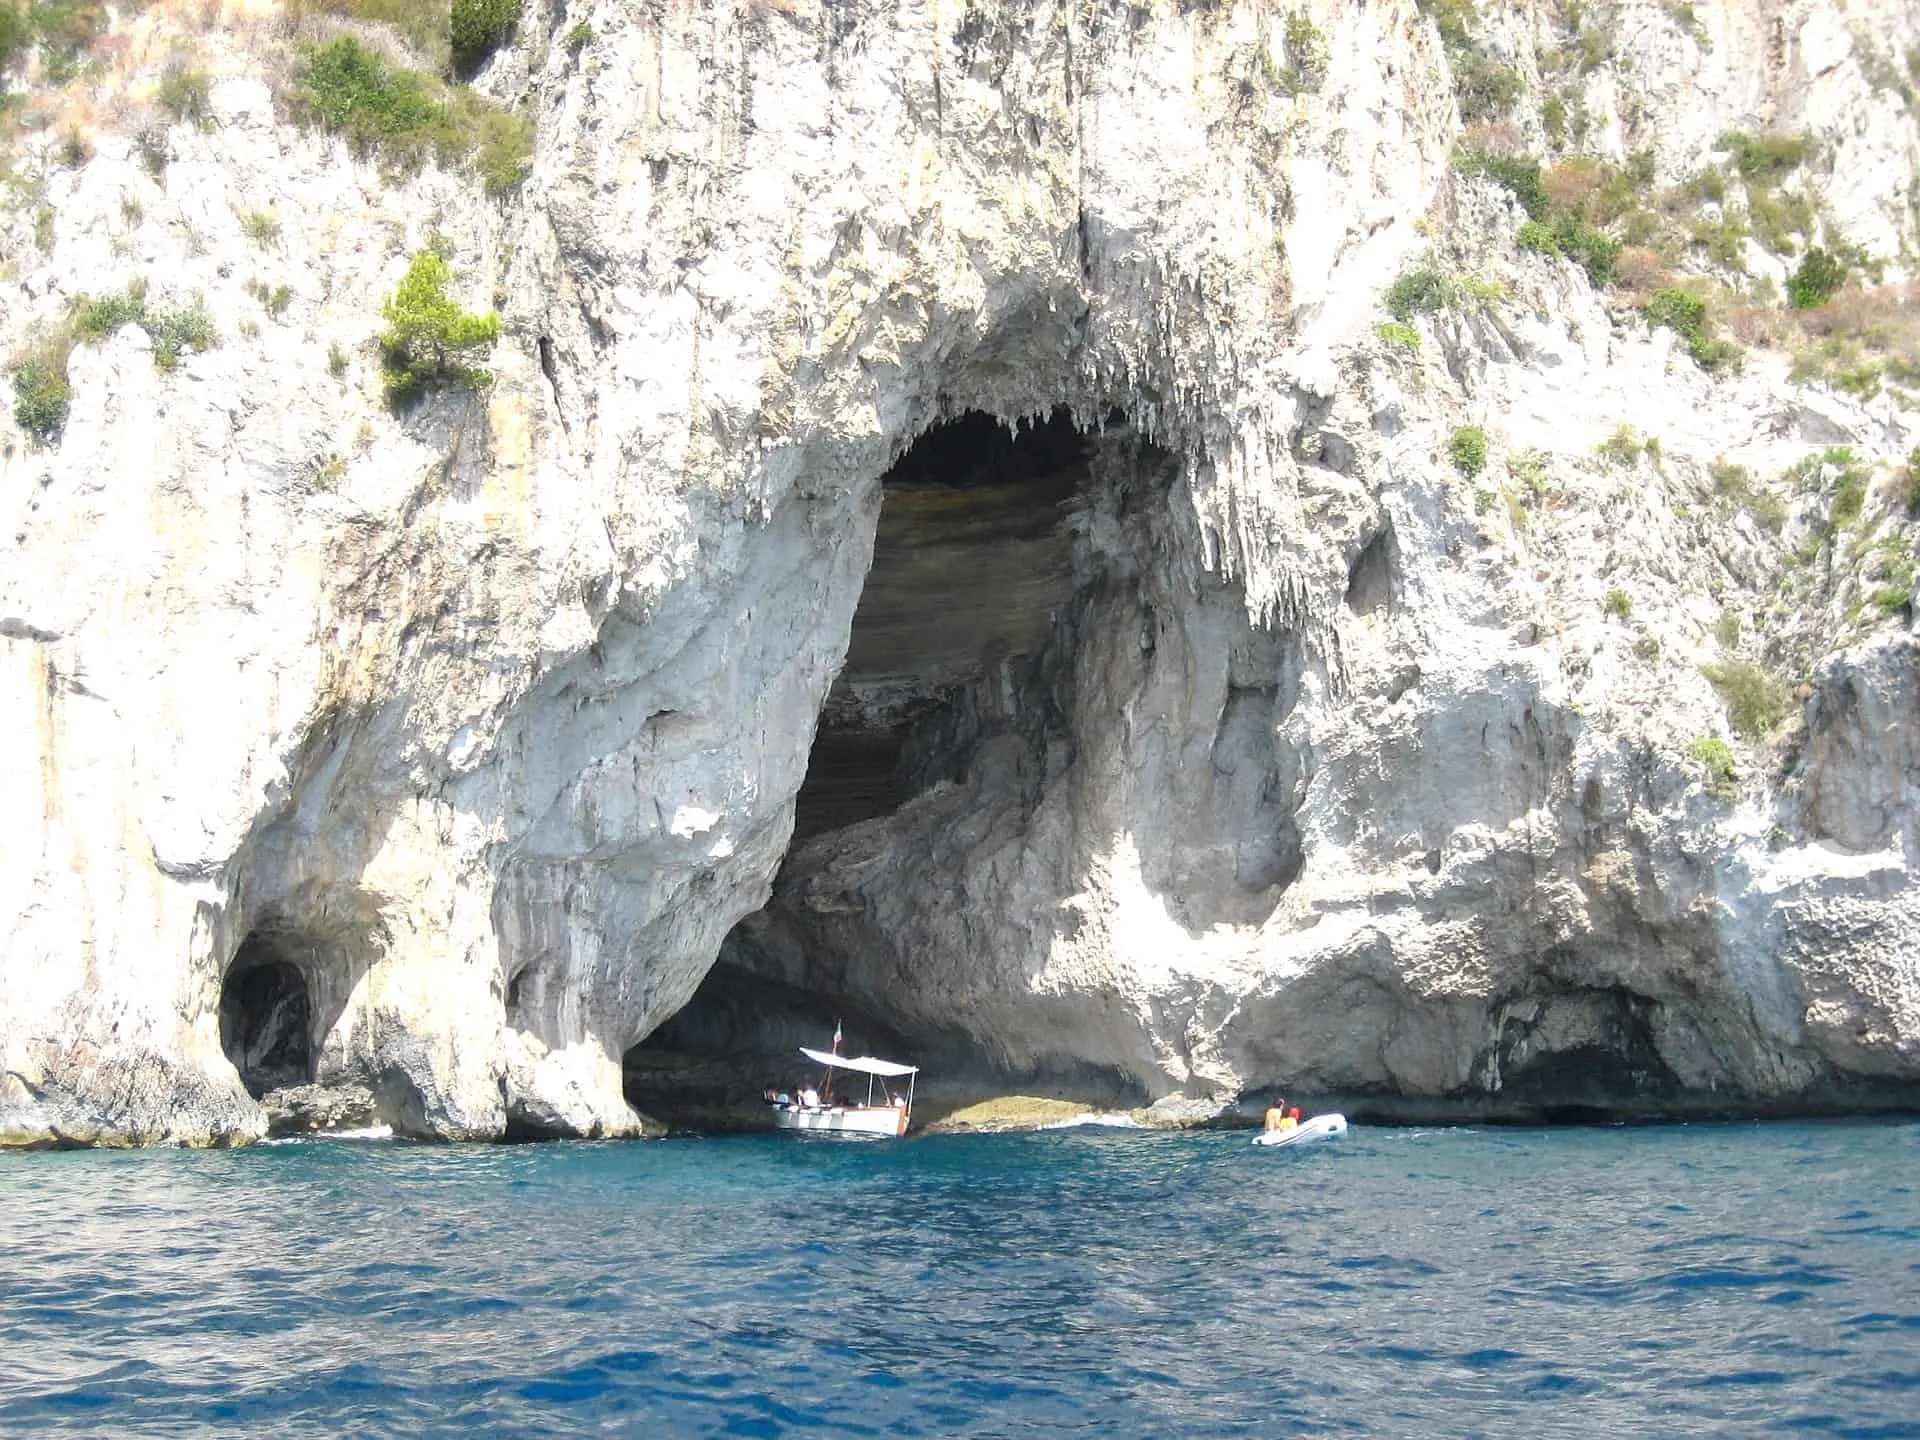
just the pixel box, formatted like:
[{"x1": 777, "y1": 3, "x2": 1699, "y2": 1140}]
[{"x1": 1252, "y1": 1113, "x2": 1347, "y2": 1148}]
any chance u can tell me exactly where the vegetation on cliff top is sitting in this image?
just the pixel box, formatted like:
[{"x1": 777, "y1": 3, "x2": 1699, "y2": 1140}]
[
  {"x1": 286, "y1": 0, "x2": 522, "y2": 75},
  {"x1": 449, "y1": 0, "x2": 522, "y2": 75},
  {"x1": 8, "y1": 278, "x2": 217, "y2": 444},
  {"x1": 289, "y1": 34, "x2": 531, "y2": 196},
  {"x1": 1415, "y1": 0, "x2": 1911, "y2": 401},
  {"x1": 0, "y1": 1, "x2": 108, "y2": 92}
]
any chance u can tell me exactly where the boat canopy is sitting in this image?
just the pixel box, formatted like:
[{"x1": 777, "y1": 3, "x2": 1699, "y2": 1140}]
[{"x1": 799, "y1": 1047, "x2": 918, "y2": 1077}]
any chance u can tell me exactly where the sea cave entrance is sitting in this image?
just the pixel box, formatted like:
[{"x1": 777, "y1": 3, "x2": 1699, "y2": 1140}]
[
  {"x1": 626, "y1": 407, "x2": 1150, "y2": 1125},
  {"x1": 219, "y1": 930, "x2": 316, "y2": 1098},
  {"x1": 793, "y1": 408, "x2": 1092, "y2": 840}
]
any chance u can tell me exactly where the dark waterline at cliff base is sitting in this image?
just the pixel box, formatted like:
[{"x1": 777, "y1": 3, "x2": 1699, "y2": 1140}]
[{"x1": 4, "y1": 1124, "x2": 1919, "y2": 1437}]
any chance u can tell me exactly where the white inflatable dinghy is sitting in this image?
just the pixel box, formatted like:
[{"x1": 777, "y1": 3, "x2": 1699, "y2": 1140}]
[{"x1": 1251, "y1": 1113, "x2": 1347, "y2": 1148}]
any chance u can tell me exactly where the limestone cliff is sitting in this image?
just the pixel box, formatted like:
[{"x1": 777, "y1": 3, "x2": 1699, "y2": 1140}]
[{"x1": 1, "y1": 0, "x2": 1917, "y2": 1145}]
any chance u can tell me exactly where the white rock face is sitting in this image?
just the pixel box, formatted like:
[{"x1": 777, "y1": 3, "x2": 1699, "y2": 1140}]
[{"x1": 1, "y1": 0, "x2": 1917, "y2": 1144}]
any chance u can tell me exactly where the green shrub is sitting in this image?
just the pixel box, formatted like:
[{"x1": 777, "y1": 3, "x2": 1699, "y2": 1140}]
[
  {"x1": 1597, "y1": 424, "x2": 1642, "y2": 467},
  {"x1": 1709, "y1": 457, "x2": 1750, "y2": 498},
  {"x1": 1664, "y1": 1, "x2": 1707, "y2": 42},
  {"x1": 1449, "y1": 424, "x2": 1488, "y2": 478},
  {"x1": 1904, "y1": 447, "x2": 1920, "y2": 514},
  {"x1": 1787, "y1": 247, "x2": 1847, "y2": 309},
  {"x1": 134, "y1": 125, "x2": 169, "y2": 176},
  {"x1": 246, "y1": 278, "x2": 294, "y2": 318},
  {"x1": 1386, "y1": 264, "x2": 1449, "y2": 323},
  {"x1": 1509, "y1": 449, "x2": 1550, "y2": 498},
  {"x1": 1715, "y1": 608, "x2": 1742, "y2": 649},
  {"x1": 11, "y1": 356, "x2": 71, "y2": 445},
  {"x1": 1374, "y1": 320, "x2": 1420, "y2": 353},
  {"x1": 1686, "y1": 736, "x2": 1738, "y2": 799},
  {"x1": 1710, "y1": 459, "x2": 1787, "y2": 531},
  {"x1": 22, "y1": 0, "x2": 107, "y2": 82},
  {"x1": 1643, "y1": 286, "x2": 1738, "y2": 372},
  {"x1": 1829, "y1": 456, "x2": 1869, "y2": 531},
  {"x1": 1516, "y1": 219, "x2": 1559, "y2": 255},
  {"x1": 1458, "y1": 151, "x2": 1547, "y2": 218},
  {"x1": 463, "y1": 94, "x2": 533, "y2": 196},
  {"x1": 0, "y1": 2, "x2": 30, "y2": 82},
  {"x1": 1603, "y1": 586, "x2": 1633, "y2": 621},
  {"x1": 1748, "y1": 183, "x2": 1818, "y2": 258},
  {"x1": 72, "y1": 283, "x2": 149, "y2": 339},
  {"x1": 1717, "y1": 130, "x2": 1808, "y2": 182},
  {"x1": 147, "y1": 297, "x2": 216, "y2": 370},
  {"x1": 378, "y1": 249, "x2": 501, "y2": 403},
  {"x1": 158, "y1": 60, "x2": 213, "y2": 128},
  {"x1": 1701, "y1": 659, "x2": 1789, "y2": 739},
  {"x1": 1634, "y1": 634, "x2": 1662, "y2": 661},
  {"x1": 239, "y1": 208, "x2": 280, "y2": 246},
  {"x1": 69, "y1": 282, "x2": 215, "y2": 369},
  {"x1": 1418, "y1": 0, "x2": 1520, "y2": 120},
  {"x1": 1542, "y1": 91, "x2": 1568, "y2": 145},
  {"x1": 1693, "y1": 336, "x2": 1742, "y2": 372},
  {"x1": 1552, "y1": 217, "x2": 1619, "y2": 287},
  {"x1": 57, "y1": 125, "x2": 91, "y2": 166},
  {"x1": 1416, "y1": 0, "x2": 1476, "y2": 50},
  {"x1": 450, "y1": 0, "x2": 521, "y2": 73},
  {"x1": 1282, "y1": 10, "x2": 1328, "y2": 90},
  {"x1": 1455, "y1": 51, "x2": 1523, "y2": 121},
  {"x1": 1870, "y1": 583, "x2": 1912, "y2": 617},
  {"x1": 327, "y1": 341, "x2": 349, "y2": 378},
  {"x1": 294, "y1": 35, "x2": 456, "y2": 162},
  {"x1": 563, "y1": 21, "x2": 593, "y2": 53},
  {"x1": 1643, "y1": 289, "x2": 1704, "y2": 341}
]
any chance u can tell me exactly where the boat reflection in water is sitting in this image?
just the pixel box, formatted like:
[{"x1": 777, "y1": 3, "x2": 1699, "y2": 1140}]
[{"x1": 768, "y1": 1040, "x2": 917, "y2": 1138}]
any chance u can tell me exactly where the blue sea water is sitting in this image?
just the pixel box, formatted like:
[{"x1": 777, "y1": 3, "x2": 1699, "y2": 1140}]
[{"x1": 3, "y1": 1122, "x2": 1919, "y2": 1437}]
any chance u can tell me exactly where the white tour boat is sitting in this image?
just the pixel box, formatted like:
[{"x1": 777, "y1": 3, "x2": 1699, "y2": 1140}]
[
  {"x1": 1251, "y1": 1113, "x2": 1348, "y2": 1148},
  {"x1": 769, "y1": 1044, "x2": 918, "y2": 1138}
]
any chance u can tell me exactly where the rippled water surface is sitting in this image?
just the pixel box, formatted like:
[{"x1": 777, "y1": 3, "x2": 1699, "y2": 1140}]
[{"x1": 4, "y1": 1122, "x2": 1920, "y2": 1436}]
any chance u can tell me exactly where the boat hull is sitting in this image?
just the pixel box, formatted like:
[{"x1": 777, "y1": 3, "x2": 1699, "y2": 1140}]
[
  {"x1": 771, "y1": 1104, "x2": 909, "y2": 1137},
  {"x1": 1251, "y1": 1114, "x2": 1347, "y2": 1148}
]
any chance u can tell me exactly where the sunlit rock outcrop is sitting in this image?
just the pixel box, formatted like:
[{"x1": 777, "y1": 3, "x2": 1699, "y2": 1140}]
[{"x1": 1, "y1": 0, "x2": 1917, "y2": 1144}]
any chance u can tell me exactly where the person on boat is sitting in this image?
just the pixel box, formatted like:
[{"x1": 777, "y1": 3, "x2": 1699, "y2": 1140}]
[
  {"x1": 1287, "y1": 1105, "x2": 1303, "y2": 1126},
  {"x1": 800, "y1": 1085, "x2": 821, "y2": 1109},
  {"x1": 1264, "y1": 1098, "x2": 1288, "y2": 1133}
]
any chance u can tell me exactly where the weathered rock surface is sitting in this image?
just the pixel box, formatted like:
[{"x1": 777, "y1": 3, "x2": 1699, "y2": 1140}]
[
  {"x1": 262, "y1": 1082, "x2": 379, "y2": 1138},
  {"x1": 2, "y1": 0, "x2": 1918, "y2": 1145}
]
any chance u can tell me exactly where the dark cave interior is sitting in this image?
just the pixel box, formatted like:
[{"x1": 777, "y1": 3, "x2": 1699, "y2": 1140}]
[{"x1": 219, "y1": 931, "x2": 315, "y2": 1098}]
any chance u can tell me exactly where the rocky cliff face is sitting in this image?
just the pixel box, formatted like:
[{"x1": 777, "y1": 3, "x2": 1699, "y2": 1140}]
[{"x1": 2, "y1": 0, "x2": 1918, "y2": 1145}]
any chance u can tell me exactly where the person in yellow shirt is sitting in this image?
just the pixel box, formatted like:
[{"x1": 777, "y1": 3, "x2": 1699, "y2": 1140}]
[{"x1": 1264, "y1": 1098, "x2": 1297, "y2": 1132}]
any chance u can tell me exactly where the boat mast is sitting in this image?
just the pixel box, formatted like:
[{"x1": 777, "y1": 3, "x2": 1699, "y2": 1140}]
[{"x1": 821, "y1": 1017, "x2": 841, "y2": 1106}]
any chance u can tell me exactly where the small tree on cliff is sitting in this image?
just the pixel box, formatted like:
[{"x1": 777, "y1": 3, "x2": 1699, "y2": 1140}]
[{"x1": 378, "y1": 250, "x2": 500, "y2": 406}]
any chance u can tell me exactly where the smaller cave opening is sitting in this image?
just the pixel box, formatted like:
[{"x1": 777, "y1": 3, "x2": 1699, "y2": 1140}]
[
  {"x1": 219, "y1": 933, "x2": 315, "y2": 1098},
  {"x1": 1345, "y1": 525, "x2": 1396, "y2": 617},
  {"x1": 505, "y1": 965, "x2": 531, "y2": 1022}
]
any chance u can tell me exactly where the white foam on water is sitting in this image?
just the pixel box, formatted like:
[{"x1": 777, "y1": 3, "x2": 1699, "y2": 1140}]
[{"x1": 1040, "y1": 1112, "x2": 1146, "y2": 1130}]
